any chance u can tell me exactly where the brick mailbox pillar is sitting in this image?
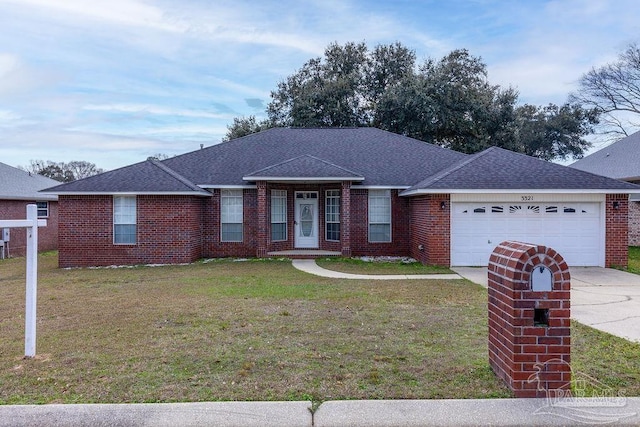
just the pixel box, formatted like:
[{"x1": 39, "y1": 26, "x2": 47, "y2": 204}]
[{"x1": 488, "y1": 241, "x2": 571, "y2": 398}]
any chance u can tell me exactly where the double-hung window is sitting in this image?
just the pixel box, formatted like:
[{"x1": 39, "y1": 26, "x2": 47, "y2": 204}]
[
  {"x1": 221, "y1": 189, "x2": 243, "y2": 242},
  {"x1": 36, "y1": 201, "x2": 49, "y2": 218},
  {"x1": 113, "y1": 196, "x2": 136, "y2": 244},
  {"x1": 325, "y1": 190, "x2": 340, "y2": 241},
  {"x1": 271, "y1": 190, "x2": 287, "y2": 241},
  {"x1": 368, "y1": 189, "x2": 391, "y2": 242}
]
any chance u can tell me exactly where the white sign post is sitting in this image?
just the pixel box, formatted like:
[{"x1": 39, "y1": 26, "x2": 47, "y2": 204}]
[{"x1": 0, "y1": 204, "x2": 46, "y2": 357}]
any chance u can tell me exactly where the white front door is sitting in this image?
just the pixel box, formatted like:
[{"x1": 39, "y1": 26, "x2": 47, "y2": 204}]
[{"x1": 295, "y1": 192, "x2": 319, "y2": 248}]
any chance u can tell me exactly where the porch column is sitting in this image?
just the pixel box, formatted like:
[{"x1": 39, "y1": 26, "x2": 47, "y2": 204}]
[
  {"x1": 257, "y1": 181, "x2": 268, "y2": 257},
  {"x1": 341, "y1": 181, "x2": 351, "y2": 257}
]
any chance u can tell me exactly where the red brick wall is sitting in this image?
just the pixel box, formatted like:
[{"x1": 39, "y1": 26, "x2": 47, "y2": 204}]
[
  {"x1": 350, "y1": 189, "x2": 410, "y2": 257},
  {"x1": 629, "y1": 201, "x2": 640, "y2": 246},
  {"x1": 605, "y1": 194, "x2": 629, "y2": 268},
  {"x1": 203, "y1": 189, "x2": 258, "y2": 258},
  {"x1": 409, "y1": 194, "x2": 450, "y2": 266},
  {"x1": 487, "y1": 241, "x2": 571, "y2": 398},
  {"x1": 0, "y1": 200, "x2": 58, "y2": 257},
  {"x1": 58, "y1": 195, "x2": 204, "y2": 267}
]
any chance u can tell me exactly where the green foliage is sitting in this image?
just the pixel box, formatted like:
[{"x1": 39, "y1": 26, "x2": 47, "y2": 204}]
[
  {"x1": 227, "y1": 41, "x2": 598, "y2": 161},
  {"x1": 375, "y1": 49, "x2": 520, "y2": 154},
  {"x1": 515, "y1": 103, "x2": 599, "y2": 161},
  {"x1": 223, "y1": 116, "x2": 272, "y2": 142}
]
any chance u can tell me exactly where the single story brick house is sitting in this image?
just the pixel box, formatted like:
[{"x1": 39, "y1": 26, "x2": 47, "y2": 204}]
[
  {"x1": 0, "y1": 161, "x2": 59, "y2": 257},
  {"x1": 44, "y1": 128, "x2": 640, "y2": 268}
]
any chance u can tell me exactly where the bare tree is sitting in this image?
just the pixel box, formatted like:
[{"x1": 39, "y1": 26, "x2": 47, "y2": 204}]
[
  {"x1": 20, "y1": 160, "x2": 104, "y2": 182},
  {"x1": 571, "y1": 43, "x2": 640, "y2": 138}
]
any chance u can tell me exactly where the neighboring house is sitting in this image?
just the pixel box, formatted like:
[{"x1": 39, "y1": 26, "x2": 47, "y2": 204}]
[
  {"x1": 43, "y1": 128, "x2": 639, "y2": 268},
  {"x1": 0, "y1": 162, "x2": 59, "y2": 257},
  {"x1": 570, "y1": 131, "x2": 640, "y2": 246}
]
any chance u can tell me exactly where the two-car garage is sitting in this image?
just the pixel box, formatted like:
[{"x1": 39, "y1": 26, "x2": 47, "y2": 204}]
[{"x1": 450, "y1": 195, "x2": 604, "y2": 267}]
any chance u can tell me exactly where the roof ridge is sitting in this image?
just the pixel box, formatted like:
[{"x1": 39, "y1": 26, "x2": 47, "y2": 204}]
[
  {"x1": 245, "y1": 154, "x2": 364, "y2": 178},
  {"x1": 301, "y1": 154, "x2": 365, "y2": 177},
  {"x1": 410, "y1": 149, "x2": 491, "y2": 188},
  {"x1": 149, "y1": 159, "x2": 207, "y2": 193}
]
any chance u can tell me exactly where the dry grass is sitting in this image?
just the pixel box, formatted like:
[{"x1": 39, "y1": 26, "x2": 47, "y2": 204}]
[
  {"x1": 0, "y1": 253, "x2": 638, "y2": 404},
  {"x1": 0, "y1": 253, "x2": 509, "y2": 404}
]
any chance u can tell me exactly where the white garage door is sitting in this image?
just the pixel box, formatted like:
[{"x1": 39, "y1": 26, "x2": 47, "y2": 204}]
[{"x1": 451, "y1": 202, "x2": 603, "y2": 266}]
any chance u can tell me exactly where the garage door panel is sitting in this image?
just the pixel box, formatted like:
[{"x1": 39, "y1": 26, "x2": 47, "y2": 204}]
[{"x1": 451, "y1": 202, "x2": 603, "y2": 266}]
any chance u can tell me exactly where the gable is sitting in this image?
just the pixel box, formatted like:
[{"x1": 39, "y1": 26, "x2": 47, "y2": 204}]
[
  {"x1": 403, "y1": 146, "x2": 640, "y2": 195},
  {"x1": 243, "y1": 155, "x2": 364, "y2": 182}
]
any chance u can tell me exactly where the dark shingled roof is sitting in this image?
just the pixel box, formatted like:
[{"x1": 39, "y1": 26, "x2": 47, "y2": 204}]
[
  {"x1": 162, "y1": 127, "x2": 468, "y2": 187},
  {"x1": 43, "y1": 159, "x2": 210, "y2": 195},
  {"x1": 44, "y1": 128, "x2": 640, "y2": 196},
  {"x1": 244, "y1": 155, "x2": 364, "y2": 180},
  {"x1": 403, "y1": 146, "x2": 640, "y2": 193},
  {"x1": 570, "y1": 131, "x2": 640, "y2": 180}
]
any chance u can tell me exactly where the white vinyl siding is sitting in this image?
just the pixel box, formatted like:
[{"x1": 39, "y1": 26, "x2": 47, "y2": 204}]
[
  {"x1": 221, "y1": 189, "x2": 243, "y2": 242},
  {"x1": 271, "y1": 190, "x2": 287, "y2": 241},
  {"x1": 113, "y1": 196, "x2": 136, "y2": 244},
  {"x1": 368, "y1": 189, "x2": 391, "y2": 242},
  {"x1": 325, "y1": 190, "x2": 340, "y2": 241}
]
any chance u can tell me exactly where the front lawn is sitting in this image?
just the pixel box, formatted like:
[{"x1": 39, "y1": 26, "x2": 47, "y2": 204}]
[
  {"x1": 627, "y1": 246, "x2": 640, "y2": 274},
  {"x1": 0, "y1": 253, "x2": 638, "y2": 404}
]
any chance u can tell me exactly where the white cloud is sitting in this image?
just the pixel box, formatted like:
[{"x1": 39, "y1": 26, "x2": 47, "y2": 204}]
[
  {"x1": 0, "y1": 0, "x2": 186, "y2": 32},
  {"x1": 83, "y1": 103, "x2": 234, "y2": 120}
]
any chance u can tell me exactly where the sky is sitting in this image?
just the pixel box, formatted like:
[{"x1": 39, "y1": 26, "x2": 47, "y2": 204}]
[{"x1": 0, "y1": 0, "x2": 639, "y2": 171}]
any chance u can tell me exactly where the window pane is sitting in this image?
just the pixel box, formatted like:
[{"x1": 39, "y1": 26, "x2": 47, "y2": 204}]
[
  {"x1": 326, "y1": 223, "x2": 340, "y2": 241},
  {"x1": 114, "y1": 196, "x2": 136, "y2": 244},
  {"x1": 221, "y1": 189, "x2": 243, "y2": 242},
  {"x1": 325, "y1": 190, "x2": 340, "y2": 241},
  {"x1": 271, "y1": 190, "x2": 287, "y2": 241},
  {"x1": 114, "y1": 224, "x2": 136, "y2": 244},
  {"x1": 369, "y1": 224, "x2": 391, "y2": 242},
  {"x1": 368, "y1": 190, "x2": 391, "y2": 242},
  {"x1": 36, "y1": 201, "x2": 48, "y2": 218},
  {"x1": 221, "y1": 223, "x2": 243, "y2": 242},
  {"x1": 271, "y1": 223, "x2": 286, "y2": 241}
]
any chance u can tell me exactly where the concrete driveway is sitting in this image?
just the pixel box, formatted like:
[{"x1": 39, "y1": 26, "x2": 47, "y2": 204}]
[{"x1": 452, "y1": 266, "x2": 640, "y2": 343}]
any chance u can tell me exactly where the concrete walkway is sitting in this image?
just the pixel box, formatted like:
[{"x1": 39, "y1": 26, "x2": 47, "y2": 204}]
[
  {"x1": 293, "y1": 261, "x2": 640, "y2": 343},
  {"x1": 445, "y1": 266, "x2": 640, "y2": 343},
  {"x1": 1, "y1": 398, "x2": 639, "y2": 426},
  {"x1": 291, "y1": 259, "x2": 462, "y2": 280}
]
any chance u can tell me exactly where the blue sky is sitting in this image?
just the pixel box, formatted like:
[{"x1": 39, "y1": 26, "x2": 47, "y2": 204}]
[{"x1": 0, "y1": 0, "x2": 639, "y2": 171}]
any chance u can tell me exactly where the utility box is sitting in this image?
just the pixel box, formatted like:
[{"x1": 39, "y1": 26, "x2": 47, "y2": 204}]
[
  {"x1": 488, "y1": 241, "x2": 571, "y2": 398},
  {"x1": 1, "y1": 228, "x2": 9, "y2": 242}
]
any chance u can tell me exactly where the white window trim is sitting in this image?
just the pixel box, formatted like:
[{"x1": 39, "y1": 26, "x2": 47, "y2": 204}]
[
  {"x1": 271, "y1": 189, "x2": 287, "y2": 242},
  {"x1": 221, "y1": 189, "x2": 243, "y2": 243},
  {"x1": 368, "y1": 189, "x2": 392, "y2": 243},
  {"x1": 325, "y1": 189, "x2": 340, "y2": 242},
  {"x1": 113, "y1": 195, "x2": 137, "y2": 245}
]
